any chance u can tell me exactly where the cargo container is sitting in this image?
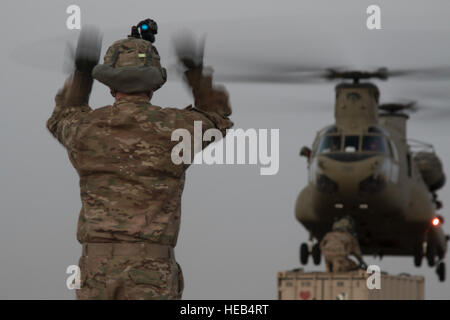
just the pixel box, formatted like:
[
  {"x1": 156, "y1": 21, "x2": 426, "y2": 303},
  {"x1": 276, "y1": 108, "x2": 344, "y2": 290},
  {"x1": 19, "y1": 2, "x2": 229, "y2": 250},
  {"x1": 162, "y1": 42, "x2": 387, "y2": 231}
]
[{"x1": 277, "y1": 269, "x2": 424, "y2": 300}]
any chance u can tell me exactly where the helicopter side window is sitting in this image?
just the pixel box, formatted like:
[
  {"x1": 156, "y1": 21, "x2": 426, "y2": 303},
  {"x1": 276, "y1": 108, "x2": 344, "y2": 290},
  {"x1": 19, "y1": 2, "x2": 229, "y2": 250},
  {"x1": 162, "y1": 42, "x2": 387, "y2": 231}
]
[
  {"x1": 344, "y1": 136, "x2": 359, "y2": 153},
  {"x1": 362, "y1": 135, "x2": 388, "y2": 153},
  {"x1": 389, "y1": 141, "x2": 399, "y2": 161},
  {"x1": 317, "y1": 135, "x2": 341, "y2": 154},
  {"x1": 406, "y1": 153, "x2": 412, "y2": 177}
]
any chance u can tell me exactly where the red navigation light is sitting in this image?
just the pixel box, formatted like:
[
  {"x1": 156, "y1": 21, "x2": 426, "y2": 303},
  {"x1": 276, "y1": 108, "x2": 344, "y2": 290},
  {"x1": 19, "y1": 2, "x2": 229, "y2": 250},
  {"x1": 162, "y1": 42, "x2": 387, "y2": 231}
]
[{"x1": 432, "y1": 217, "x2": 440, "y2": 227}]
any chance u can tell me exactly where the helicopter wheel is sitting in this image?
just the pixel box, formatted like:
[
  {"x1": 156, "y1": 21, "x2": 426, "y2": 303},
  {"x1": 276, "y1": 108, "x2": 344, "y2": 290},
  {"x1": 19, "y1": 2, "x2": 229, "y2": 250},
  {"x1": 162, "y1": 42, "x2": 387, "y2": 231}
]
[
  {"x1": 427, "y1": 245, "x2": 436, "y2": 267},
  {"x1": 436, "y1": 261, "x2": 446, "y2": 282},
  {"x1": 300, "y1": 243, "x2": 309, "y2": 265},
  {"x1": 414, "y1": 246, "x2": 423, "y2": 267},
  {"x1": 312, "y1": 243, "x2": 321, "y2": 265}
]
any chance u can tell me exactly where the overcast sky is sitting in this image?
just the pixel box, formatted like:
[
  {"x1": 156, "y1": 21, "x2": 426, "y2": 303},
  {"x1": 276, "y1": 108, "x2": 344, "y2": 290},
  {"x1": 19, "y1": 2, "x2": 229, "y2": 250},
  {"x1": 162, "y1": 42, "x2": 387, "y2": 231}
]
[{"x1": 1, "y1": 0, "x2": 450, "y2": 299}]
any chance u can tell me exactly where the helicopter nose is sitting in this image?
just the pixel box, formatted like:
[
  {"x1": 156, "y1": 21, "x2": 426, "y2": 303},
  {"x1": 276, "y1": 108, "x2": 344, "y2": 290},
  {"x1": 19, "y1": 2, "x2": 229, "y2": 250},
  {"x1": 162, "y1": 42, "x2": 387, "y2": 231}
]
[
  {"x1": 358, "y1": 174, "x2": 387, "y2": 194},
  {"x1": 316, "y1": 174, "x2": 339, "y2": 194},
  {"x1": 342, "y1": 165, "x2": 388, "y2": 194},
  {"x1": 315, "y1": 156, "x2": 390, "y2": 195}
]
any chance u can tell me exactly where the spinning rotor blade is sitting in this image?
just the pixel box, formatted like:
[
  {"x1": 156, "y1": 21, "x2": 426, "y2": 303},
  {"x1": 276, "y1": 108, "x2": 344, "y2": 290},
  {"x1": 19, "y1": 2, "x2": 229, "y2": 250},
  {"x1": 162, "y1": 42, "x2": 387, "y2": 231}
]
[
  {"x1": 386, "y1": 67, "x2": 450, "y2": 80},
  {"x1": 379, "y1": 101, "x2": 418, "y2": 113},
  {"x1": 379, "y1": 98, "x2": 450, "y2": 120},
  {"x1": 213, "y1": 66, "x2": 450, "y2": 85},
  {"x1": 214, "y1": 71, "x2": 329, "y2": 84}
]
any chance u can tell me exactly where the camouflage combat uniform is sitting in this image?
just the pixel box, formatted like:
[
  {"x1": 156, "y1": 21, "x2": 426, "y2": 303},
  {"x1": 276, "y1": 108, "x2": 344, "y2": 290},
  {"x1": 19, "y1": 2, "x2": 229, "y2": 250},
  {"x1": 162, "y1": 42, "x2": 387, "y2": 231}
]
[
  {"x1": 47, "y1": 66, "x2": 232, "y2": 299},
  {"x1": 320, "y1": 231, "x2": 362, "y2": 272}
]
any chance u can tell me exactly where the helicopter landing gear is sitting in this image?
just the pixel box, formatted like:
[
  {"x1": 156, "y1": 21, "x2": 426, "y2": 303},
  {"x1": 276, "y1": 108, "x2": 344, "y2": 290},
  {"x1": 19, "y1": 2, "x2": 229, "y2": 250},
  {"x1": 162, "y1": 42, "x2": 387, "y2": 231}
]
[
  {"x1": 426, "y1": 244, "x2": 436, "y2": 267},
  {"x1": 300, "y1": 238, "x2": 321, "y2": 266},
  {"x1": 420, "y1": 239, "x2": 437, "y2": 267},
  {"x1": 300, "y1": 243, "x2": 309, "y2": 265},
  {"x1": 436, "y1": 261, "x2": 446, "y2": 282},
  {"x1": 312, "y1": 243, "x2": 321, "y2": 265},
  {"x1": 414, "y1": 245, "x2": 423, "y2": 267}
]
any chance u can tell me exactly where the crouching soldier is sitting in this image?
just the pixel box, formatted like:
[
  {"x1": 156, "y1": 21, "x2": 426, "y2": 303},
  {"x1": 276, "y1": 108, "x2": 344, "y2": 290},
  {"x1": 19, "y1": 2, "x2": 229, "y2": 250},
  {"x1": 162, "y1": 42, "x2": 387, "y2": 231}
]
[{"x1": 320, "y1": 216, "x2": 367, "y2": 272}]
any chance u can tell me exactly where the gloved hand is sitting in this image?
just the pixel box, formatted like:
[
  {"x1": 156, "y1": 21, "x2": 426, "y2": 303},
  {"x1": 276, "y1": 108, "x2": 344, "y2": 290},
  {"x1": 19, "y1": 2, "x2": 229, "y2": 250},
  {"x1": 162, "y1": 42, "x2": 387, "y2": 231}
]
[
  {"x1": 64, "y1": 26, "x2": 102, "y2": 106},
  {"x1": 74, "y1": 26, "x2": 102, "y2": 75},
  {"x1": 173, "y1": 30, "x2": 205, "y2": 70}
]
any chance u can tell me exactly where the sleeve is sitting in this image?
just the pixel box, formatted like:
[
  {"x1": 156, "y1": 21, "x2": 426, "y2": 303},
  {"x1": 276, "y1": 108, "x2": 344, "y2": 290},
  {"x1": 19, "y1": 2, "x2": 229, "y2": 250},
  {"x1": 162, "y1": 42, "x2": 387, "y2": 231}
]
[
  {"x1": 319, "y1": 234, "x2": 328, "y2": 251},
  {"x1": 183, "y1": 67, "x2": 233, "y2": 136},
  {"x1": 46, "y1": 72, "x2": 93, "y2": 148}
]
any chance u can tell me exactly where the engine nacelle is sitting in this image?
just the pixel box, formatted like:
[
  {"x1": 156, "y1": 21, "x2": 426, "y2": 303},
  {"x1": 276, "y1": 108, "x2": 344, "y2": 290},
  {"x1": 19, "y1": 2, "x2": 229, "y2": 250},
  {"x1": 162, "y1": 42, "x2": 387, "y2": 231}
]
[{"x1": 414, "y1": 152, "x2": 446, "y2": 191}]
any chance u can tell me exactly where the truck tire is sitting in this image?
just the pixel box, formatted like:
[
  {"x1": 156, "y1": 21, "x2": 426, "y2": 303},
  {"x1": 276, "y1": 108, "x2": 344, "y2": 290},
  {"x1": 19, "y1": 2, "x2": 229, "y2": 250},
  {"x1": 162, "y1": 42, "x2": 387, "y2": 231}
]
[{"x1": 300, "y1": 243, "x2": 309, "y2": 265}]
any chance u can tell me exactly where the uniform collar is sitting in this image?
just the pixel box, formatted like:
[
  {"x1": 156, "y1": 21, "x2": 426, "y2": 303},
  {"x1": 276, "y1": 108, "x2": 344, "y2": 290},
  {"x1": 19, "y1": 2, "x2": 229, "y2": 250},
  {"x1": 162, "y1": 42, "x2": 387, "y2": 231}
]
[{"x1": 114, "y1": 96, "x2": 151, "y2": 106}]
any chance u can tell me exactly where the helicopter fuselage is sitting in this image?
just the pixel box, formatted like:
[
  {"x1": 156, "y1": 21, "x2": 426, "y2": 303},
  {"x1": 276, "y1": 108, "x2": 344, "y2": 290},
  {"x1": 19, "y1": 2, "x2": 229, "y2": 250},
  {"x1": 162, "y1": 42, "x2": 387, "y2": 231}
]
[{"x1": 295, "y1": 82, "x2": 447, "y2": 259}]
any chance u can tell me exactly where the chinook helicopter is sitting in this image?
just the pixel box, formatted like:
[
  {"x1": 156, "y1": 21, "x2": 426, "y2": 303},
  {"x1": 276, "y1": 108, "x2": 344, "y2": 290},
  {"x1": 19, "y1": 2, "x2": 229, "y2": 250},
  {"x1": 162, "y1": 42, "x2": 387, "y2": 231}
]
[
  {"x1": 216, "y1": 64, "x2": 450, "y2": 281},
  {"x1": 292, "y1": 69, "x2": 448, "y2": 281}
]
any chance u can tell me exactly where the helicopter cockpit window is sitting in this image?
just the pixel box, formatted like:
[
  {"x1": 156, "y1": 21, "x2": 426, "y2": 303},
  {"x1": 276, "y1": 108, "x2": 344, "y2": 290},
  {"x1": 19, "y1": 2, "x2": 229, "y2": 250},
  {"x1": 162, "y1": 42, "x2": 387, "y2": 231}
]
[
  {"x1": 344, "y1": 136, "x2": 359, "y2": 153},
  {"x1": 362, "y1": 135, "x2": 388, "y2": 153},
  {"x1": 317, "y1": 135, "x2": 341, "y2": 154}
]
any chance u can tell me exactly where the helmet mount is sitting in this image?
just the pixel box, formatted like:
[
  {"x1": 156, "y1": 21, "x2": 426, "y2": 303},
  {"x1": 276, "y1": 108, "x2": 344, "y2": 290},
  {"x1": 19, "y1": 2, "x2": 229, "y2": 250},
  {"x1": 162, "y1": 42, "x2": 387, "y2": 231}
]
[{"x1": 129, "y1": 19, "x2": 158, "y2": 43}]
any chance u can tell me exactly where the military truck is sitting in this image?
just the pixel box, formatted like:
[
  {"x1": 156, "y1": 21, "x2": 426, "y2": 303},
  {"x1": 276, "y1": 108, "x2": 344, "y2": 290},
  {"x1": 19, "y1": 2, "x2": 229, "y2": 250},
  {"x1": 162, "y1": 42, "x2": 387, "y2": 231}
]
[{"x1": 277, "y1": 269, "x2": 424, "y2": 300}]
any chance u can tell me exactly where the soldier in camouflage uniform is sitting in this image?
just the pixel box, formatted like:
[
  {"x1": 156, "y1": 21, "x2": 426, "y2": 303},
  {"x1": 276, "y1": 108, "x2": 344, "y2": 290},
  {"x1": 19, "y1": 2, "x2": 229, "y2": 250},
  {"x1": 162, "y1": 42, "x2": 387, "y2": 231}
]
[
  {"x1": 47, "y1": 26, "x2": 232, "y2": 299},
  {"x1": 320, "y1": 216, "x2": 367, "y2": 272}
]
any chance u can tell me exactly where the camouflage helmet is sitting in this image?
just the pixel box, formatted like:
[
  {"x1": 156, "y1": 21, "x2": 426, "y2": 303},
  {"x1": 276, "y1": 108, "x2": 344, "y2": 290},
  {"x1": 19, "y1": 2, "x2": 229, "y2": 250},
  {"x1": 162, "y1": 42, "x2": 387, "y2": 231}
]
[
  {"x1": 92, "y1": 37, "x2": 167, "y2": 93},
  {"x1": 332, "y1": 215, "x2": 355, "y2": 233}
]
